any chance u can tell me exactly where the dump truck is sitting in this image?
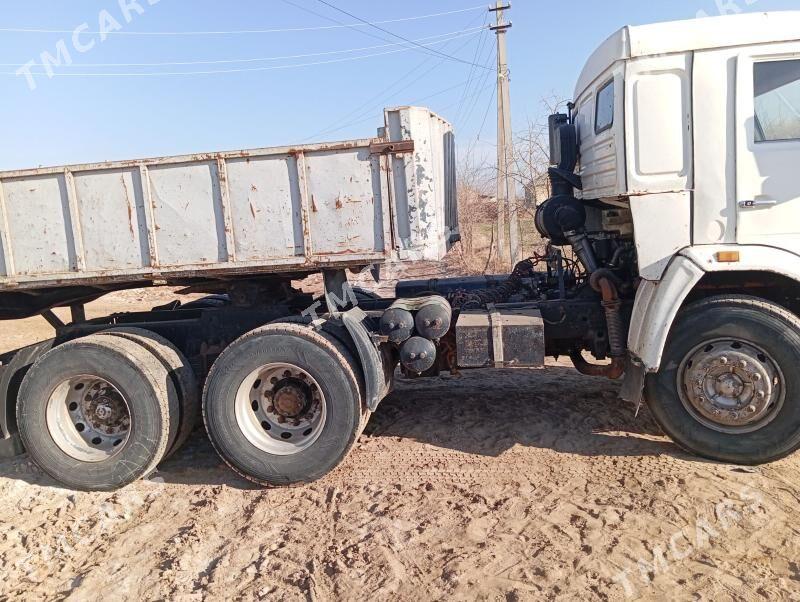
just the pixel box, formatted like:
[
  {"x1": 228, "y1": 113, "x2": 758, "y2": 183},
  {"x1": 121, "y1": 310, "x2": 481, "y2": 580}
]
[{"x1": 2, "y1": 11, "x2": 800, "y2": 491}]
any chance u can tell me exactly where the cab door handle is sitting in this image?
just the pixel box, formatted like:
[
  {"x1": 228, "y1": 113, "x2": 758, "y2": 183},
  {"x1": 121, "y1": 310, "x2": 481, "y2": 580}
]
[{"x1": 739, "y1": 199, "x2": 777, "y2": 209}]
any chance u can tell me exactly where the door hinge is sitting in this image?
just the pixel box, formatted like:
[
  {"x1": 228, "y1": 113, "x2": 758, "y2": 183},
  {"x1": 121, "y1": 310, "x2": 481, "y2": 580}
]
[{"x1": 369, "y1": 140, "x2": 415, "y2": 155}]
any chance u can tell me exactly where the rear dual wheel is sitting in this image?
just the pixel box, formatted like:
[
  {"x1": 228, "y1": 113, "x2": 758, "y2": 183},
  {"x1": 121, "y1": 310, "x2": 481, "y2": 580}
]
[
  {"x1": 94, "y1": 328, "x2": 198, "y2": 460},
  {"x1": 203, "y1": 323, "x2": 367, "y2": 486},
  {"x1": 17, "y1": 329, "x2": 197, "y2": 491}
]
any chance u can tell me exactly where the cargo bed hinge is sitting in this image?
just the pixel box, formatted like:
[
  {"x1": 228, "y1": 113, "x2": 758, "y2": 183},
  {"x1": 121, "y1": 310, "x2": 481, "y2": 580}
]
[{"x1": 368, "y1": 140, "x2": 415, "y2": 155}]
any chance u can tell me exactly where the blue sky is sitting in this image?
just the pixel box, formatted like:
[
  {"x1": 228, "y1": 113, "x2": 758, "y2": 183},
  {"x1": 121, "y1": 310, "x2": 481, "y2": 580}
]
[{"x1": 0, "y1": 0, "x2": 797, "y2": 170}]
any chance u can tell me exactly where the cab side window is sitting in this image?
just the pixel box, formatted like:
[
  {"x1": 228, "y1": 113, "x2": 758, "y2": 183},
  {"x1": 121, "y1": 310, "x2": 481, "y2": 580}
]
[
  {"x1": 754, "y1": 59, "x2": 800, "y2": 142},
  {"x1": 595, "y1": 80, "x2": 615, "y2": 134}
]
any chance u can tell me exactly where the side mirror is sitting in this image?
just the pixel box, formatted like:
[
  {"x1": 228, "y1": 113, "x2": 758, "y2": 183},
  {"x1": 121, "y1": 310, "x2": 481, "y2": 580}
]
[{"x1": 548, "y1": 113, "x2": 578, "y2": 173}]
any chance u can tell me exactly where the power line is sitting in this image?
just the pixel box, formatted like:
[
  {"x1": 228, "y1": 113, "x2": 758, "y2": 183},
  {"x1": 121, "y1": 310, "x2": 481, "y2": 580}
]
[
  {"x1": 456, "y1": 43, "x2": 497, "y2": 131},
  {"x1": 304, "y1": 79, "x2": 497, "y2": 142},
  {"x1": 0, "y1": 5, "x2": 485, "y2": 36},
  {"x1": 453, "y1": 22, "x2": 493, "y2": 126},
  {"x1": 4, "y1": 30, "x2": 485, "y2": 77},
  {"x1": 314, "y1": 0, "x2": 493, "y2": 71},
  {"x1": 303, "y1": 12, "x2": 487, "y2": 141},
  {"x1": 464, "y1": 85, "x2": 497, "y2": 158},
  {"x1": 7, "y1": 26, "x2": 486, "y2": 69}
]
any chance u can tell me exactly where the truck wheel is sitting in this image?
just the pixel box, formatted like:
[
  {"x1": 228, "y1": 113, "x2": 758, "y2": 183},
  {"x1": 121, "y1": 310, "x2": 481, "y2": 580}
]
[
  {"x1": 203, "y1": 323, "x2": 365, "y2": 486},
  {"x1": 16, "y1": 335, "x2": 173, "y2": 491},
  {"x1": 645, "y1": 295, "x2": 800, "y2": 464},
  {"x1": 96, "y1": 327, "x2": 198, "y2": 459}
]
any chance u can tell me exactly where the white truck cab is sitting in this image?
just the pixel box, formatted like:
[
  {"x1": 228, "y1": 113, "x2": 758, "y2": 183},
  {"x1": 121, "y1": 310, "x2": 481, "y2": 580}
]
[
  {"x1": 524, "y1": 11, "x2": 800, "y2": 465},
  {"x1": 570, "y1": 11, "x2": 800, "y2": 375}
]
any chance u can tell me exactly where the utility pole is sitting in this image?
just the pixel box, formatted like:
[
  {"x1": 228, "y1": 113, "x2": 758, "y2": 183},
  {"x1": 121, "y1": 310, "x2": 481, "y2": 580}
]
[{"x1": 490, "y1": 1, "x2": 518, "y2": 267}]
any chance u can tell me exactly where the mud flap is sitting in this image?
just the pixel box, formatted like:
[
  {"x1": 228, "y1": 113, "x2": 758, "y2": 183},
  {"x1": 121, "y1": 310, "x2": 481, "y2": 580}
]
[
  {"x1": 0, "y1": 339, "x2": 57, "y2": 458},
  {"x1": 341, "y1": 307, "x2": 391, "y2": 411},
  {"x1": 620, "y1": 355, "x2": 647, "y2": 408}
]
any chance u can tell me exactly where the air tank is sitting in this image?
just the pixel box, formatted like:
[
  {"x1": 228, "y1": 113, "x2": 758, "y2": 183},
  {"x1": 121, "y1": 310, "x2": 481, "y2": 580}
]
[
  {"x1": 414, "y1": 296, "x2": 452, "y2": 340},
  {"x1": 400, "y1": 336, "x2": 437, "y2": 374}
]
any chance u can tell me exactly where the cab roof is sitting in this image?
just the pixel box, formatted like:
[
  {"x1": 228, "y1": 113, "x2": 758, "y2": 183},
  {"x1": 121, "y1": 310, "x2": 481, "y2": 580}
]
[{"x1": 575, "y1": 11, "x2": 800, "y2": 98}]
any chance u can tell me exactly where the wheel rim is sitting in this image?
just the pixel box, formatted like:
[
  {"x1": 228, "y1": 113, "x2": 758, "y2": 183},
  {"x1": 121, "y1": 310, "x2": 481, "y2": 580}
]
[
  {"x1": 45, "y1": 375, "x2": 131, "y2": 462},
  {"x1": 678, "y1": 338, "x2": 784, "y2": 434},
  {"x1": 235, "y1": 363, "x2": 327, "y2": 456}
]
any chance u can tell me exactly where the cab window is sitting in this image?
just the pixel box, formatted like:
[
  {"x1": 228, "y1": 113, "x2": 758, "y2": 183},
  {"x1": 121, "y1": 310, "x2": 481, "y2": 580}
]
[
  {"x1": 595, "y1": 79, "x2": 615, "y2": 134},
  {"x1": 754, "y1": 59, "x2": 800, "y2": 142}
]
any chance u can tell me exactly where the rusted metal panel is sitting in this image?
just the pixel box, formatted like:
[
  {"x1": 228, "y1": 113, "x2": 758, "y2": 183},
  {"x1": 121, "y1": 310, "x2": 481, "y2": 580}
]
[
  {"x1": 368, "y1": 140, "x2": 415, "y2": 155},
  {"x1": 63, "y1": 170, "x2": 87, "y2": 272},
  {"x1": 225, "y1": 154, "x2": 303, "y2": 262},
  {"x1": 295, "y1": 151, "x2": 315, "y2": 262},
  {"x1": 385, "y1": 107, "x2": 458, "y2": 261},
  {"x1": 139, "y1": 165, "x2": 159, "y2": 269},
  {"x1": 0, "y1": 107, "x2": 456, "y2": 294},
  {"x1": 216, "y1": 158, "x2": 237, "y2": 263},
  {"x1": 304, "y1": 148, "x2": 383, "y2": 258},
  {"x1": 73, "y1": 168, "x2": 147, "y2": 271},
  {"x1": 2, "y1": 173, "x2": 74, "y2": 276}
]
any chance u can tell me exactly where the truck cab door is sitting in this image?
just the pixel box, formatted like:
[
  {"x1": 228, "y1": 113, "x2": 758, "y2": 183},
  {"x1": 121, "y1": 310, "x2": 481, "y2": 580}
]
[{"x1": 736, "y1": 44, "x2": 800, "y2": 255}]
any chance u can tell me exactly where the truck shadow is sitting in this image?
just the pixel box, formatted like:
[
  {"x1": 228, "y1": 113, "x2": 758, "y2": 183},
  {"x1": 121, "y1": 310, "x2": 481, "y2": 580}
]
[{"x1": 364, "y1": 366, "x2": 688, "y2": 460}]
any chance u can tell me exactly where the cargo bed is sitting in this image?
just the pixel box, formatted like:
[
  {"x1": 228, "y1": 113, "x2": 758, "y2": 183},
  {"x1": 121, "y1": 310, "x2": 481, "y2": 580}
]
[{"x1": 0, "y1": 107, "x2": 457, "y2": 309}]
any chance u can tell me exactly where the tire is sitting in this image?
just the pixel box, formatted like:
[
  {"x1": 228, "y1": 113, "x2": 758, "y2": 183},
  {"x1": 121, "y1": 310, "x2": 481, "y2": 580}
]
[
  {"x1": 203, "y1": 323, "x2": 366, "y2": 486},
  {"x1": 645, "y1": 295, "x2": 800, "y2": 464},
  {"x1": 272, "y1": 316, "x2": 371, "y2": 435},
  {"x1": 96, "y1": 327, "x2": 198, "y2": 459},
  {"x1": 16, "y1": 335, "x2": 173, "y2": 491}
]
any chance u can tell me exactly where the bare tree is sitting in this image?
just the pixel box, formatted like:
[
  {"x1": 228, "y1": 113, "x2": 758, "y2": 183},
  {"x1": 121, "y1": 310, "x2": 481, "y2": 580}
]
[
  {"x1": 509, "y1": 96, "x2": 568, "y2": 258},
  {"x1": 449, "y1": 97, "x2": 568, "y2": 274}
]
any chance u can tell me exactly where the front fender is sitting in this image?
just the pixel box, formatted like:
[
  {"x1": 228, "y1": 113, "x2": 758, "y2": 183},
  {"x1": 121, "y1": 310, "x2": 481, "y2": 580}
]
[{"x1": 627, "y1": 255, "x2": 705, "y2": 372}]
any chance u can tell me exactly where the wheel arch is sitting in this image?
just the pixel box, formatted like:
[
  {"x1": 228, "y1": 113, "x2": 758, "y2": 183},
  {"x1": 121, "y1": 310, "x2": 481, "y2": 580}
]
[
  {"x1": 0, "y1": 339, "x2": 57, "y2": 458},
  {"x1": 629, "y1": 245, "x2": 800, "y2": 375}
]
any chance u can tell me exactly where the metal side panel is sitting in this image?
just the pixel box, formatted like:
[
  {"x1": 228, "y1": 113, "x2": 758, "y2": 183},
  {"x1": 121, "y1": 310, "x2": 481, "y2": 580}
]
[
  {"x1": 385, "y1": 106, "x2": 455, "y2": 261},
  {"x1": 73, "y1": 168, "x2": 151, "y2": 271},
  {"x1": 2, "y1": 173, "x2": 76, "y2": 275},
  {"x1": 147, "y1": 161, "x2": 229, "y2": 267},
  {"x1": 303, "y1": 148, "x2": 385, "y2": 258},
  {"x1": 225, "y1": 155, "x2": 304, "y2": 262},
  {"x1": 0, "y1": 107, "x2": 456, "y2": 293}
]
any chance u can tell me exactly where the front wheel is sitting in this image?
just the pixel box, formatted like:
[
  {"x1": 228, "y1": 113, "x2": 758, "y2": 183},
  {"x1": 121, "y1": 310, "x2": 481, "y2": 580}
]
[
  {"x1": 646, "y1": 295, "x2": 800, "y2": 465},
  {"x1": 203, "y1": 323, "x2": 366, "y2": 486}
]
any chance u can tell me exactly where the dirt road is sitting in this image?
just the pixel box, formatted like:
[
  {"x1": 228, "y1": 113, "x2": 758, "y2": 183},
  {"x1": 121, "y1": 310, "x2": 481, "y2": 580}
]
[{"x1": 1, "y1": 293, "x2": 799, "y2": 601}]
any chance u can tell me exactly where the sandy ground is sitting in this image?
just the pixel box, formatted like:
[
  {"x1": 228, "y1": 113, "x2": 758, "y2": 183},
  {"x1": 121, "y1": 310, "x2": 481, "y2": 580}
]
[{"x1": 1, "y1": 291, "x2": 800, "y2": 601}]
